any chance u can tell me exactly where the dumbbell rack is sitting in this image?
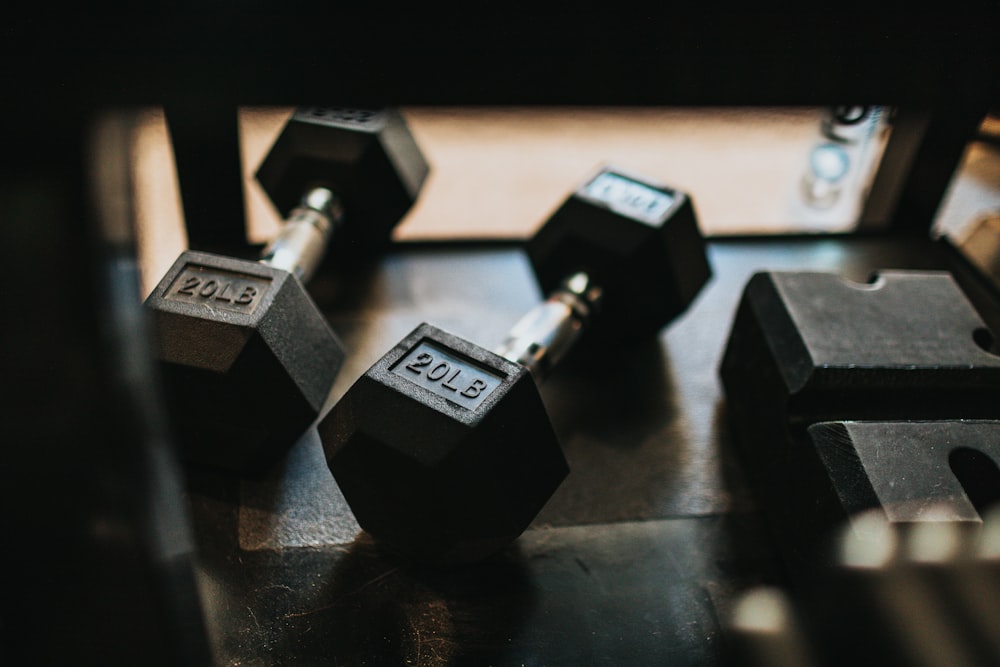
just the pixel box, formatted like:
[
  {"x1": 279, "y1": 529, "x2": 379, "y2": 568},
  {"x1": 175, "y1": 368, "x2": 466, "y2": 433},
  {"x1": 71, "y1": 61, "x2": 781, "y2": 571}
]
[{"x1": 3, "y1": 16, "x2": 999, "y2": 666}]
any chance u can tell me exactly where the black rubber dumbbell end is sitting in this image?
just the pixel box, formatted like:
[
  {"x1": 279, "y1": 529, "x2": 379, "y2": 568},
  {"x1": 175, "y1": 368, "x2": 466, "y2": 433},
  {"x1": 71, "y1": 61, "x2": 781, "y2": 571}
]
[
  {"x1": 319, "y1": 322, "x2": 568, "y2": 565},
  {"x1": 528, "y1": 165, "x2": 711, "y2": 350},
  {"x1": 146, "y1": 250, "x2": 346, "y2": 473},
  {"x1": 256, "y1": 107, "x2": 429, "y2": 258}
]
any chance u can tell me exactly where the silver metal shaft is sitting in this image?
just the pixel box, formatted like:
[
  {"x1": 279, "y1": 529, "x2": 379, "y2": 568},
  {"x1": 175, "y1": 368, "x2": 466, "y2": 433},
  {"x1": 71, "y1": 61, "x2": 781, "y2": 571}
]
[
  {"x1": 493, "y1": 272, "x2": 603, "y2": 380},
  {"x1": 259, "y1": 187, "x2": 344, "y2": 283}
]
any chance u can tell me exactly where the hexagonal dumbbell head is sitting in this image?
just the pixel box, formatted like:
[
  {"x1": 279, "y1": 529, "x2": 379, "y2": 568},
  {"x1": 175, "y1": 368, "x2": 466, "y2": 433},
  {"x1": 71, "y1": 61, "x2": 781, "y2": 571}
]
[
  {"x1": 147, "y1": 251, "x2": 345, "y2": 473},
  {"x1": 255, "y1": 107, "x2": 429, "y2": 254},
  {"x1": 319, "y1": 323, "x2": 568, "y2": 565},
  {"x1": 528, "y1": 166, "x2": 711, "y2": 348}
]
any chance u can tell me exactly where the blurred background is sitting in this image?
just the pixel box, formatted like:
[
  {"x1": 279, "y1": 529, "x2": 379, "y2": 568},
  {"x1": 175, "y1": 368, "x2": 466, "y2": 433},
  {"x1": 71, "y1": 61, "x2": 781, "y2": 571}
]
[{"x1": 132, "y1": 106, "x2": 1000, "y2": 296}]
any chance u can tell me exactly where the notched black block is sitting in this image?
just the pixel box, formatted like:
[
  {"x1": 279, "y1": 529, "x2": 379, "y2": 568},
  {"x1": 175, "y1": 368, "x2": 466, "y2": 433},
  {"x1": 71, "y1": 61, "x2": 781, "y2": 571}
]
[
  {"x1": 775, "y1": 420, "x2": 1000, "y2": 570},
  {"x1": 720, "y1": 270, "x2": 1000, "y2": 428},
  {"x1": 809, "y1": 421, "x2": 1000, "y2": 527},
  {"x1": 719, "y1": 270, "x2": 1000, "y2": 573}
]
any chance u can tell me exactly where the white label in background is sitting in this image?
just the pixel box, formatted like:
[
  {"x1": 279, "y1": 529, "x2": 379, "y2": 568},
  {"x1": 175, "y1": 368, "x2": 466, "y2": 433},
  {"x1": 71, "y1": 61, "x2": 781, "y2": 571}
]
[{"x1": 582, "y1": 172, "x2": 675, "y2": 226}]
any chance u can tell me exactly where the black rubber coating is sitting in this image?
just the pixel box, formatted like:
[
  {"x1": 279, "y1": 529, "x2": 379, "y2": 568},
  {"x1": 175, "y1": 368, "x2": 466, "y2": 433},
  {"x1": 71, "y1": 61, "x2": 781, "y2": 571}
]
[
  {"x1": 319, "y1": 322, "x2": 568, "y2": 565},
  {"x1": 527, "y1": 165, "x2": 712, "y2": 349},
  {"x1": 255, "y1": 107, "x2": 429, "y2": 255},
  {"x1": 146, "y1": 250, "x2": 345, "y2": 473}
]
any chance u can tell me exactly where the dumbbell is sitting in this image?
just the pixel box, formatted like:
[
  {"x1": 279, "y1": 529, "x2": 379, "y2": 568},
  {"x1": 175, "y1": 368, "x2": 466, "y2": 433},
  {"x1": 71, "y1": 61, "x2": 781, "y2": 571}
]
[
  {"x1": 730, "y1": 508, "x2": 1000, "y2": 667},
  {"x1": 318, "y1": 166, "x2": 712, "y2": 564},
  {"x1": 145, "y1": 107, "x2": 429, "y2": 473}
]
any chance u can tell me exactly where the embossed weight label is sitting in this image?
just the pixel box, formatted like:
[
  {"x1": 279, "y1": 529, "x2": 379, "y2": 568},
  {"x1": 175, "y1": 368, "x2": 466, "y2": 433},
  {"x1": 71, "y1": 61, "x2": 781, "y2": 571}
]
[
  {"x1": 391, "y1": 341, "x2": 504, "y2": 410},
  {"x1": 165, "y1": 264, "x2": 271, "y2": 314},
  {"x1": 582, "y1": 171, "x2": 675, "y2": 226}
]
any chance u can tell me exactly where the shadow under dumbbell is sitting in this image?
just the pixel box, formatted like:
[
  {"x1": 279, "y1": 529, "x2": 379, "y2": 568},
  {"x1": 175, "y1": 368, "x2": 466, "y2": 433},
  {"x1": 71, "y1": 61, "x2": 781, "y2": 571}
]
[
  {"x1": 534, "y1": 336, "x2": 726, "y2": 528},
  {"x1": 306, "y1": 254, "x2": 387, "y2": 314},
  {"x1": 541, "y1": 334, "x2": 677, "y2": 449}
]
